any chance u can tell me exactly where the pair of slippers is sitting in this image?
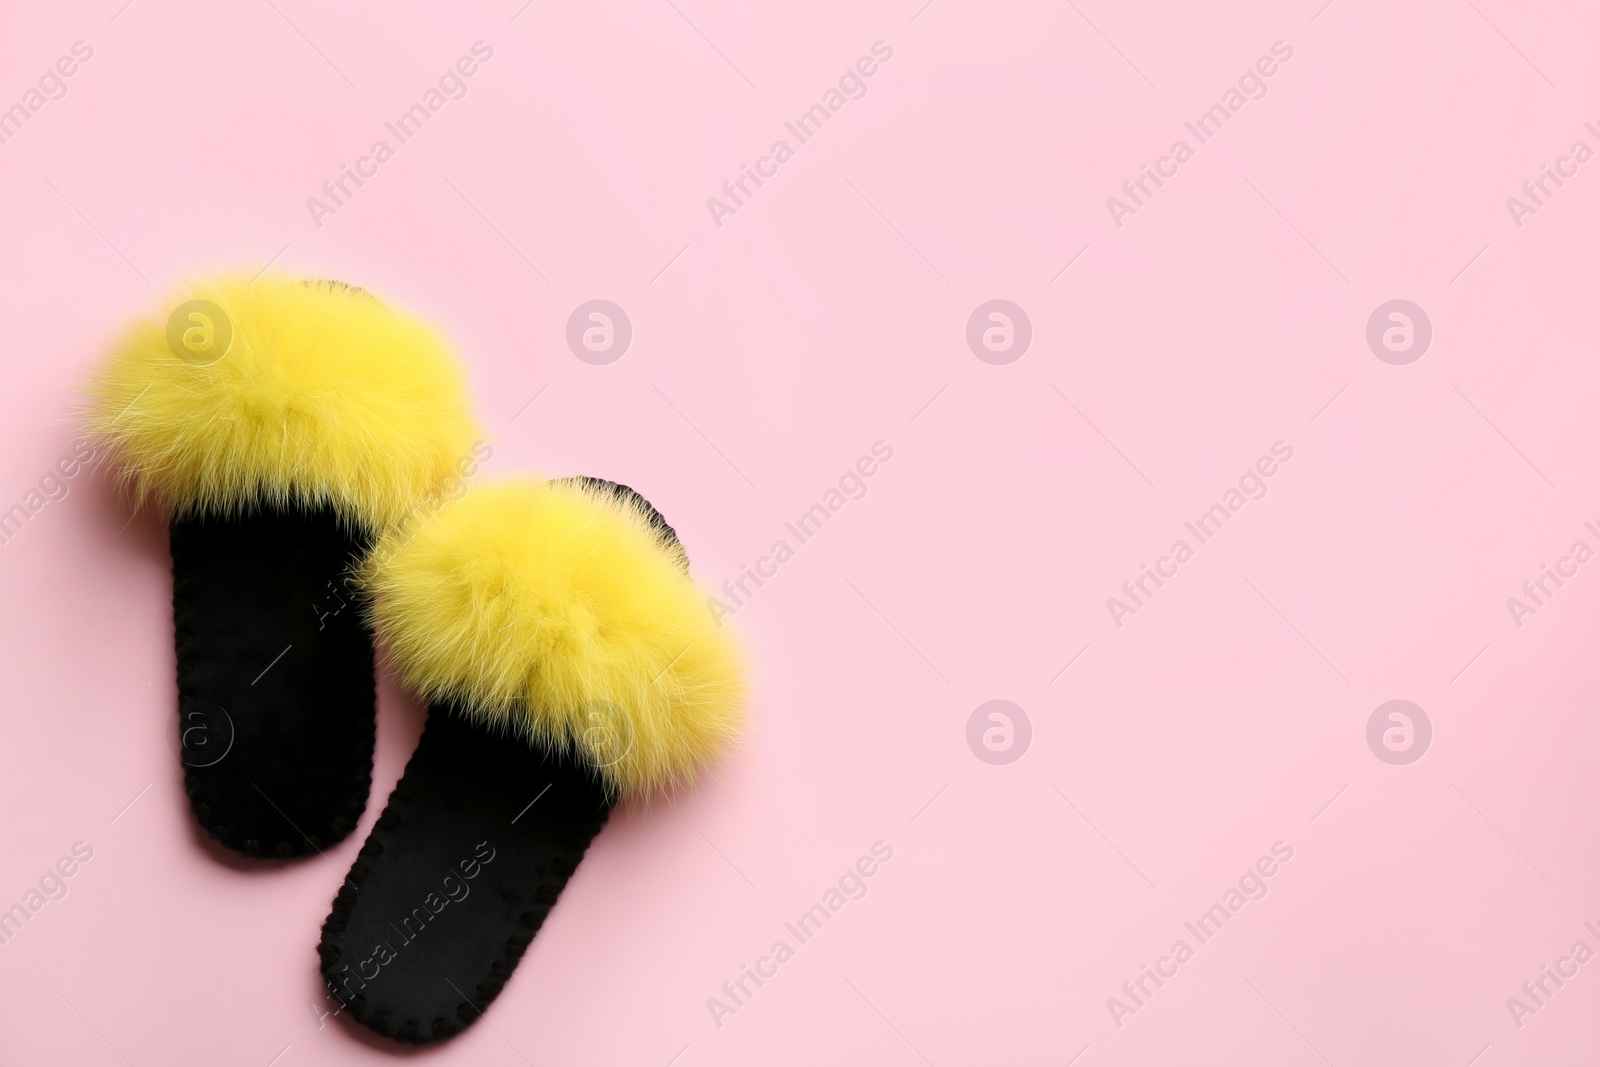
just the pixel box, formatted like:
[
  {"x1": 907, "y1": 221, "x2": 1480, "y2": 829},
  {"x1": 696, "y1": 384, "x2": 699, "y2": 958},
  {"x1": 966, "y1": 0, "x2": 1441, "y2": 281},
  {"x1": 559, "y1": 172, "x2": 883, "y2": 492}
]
[{"x1": 85, "y1": 275, "x2": 744, "y2": 1045}]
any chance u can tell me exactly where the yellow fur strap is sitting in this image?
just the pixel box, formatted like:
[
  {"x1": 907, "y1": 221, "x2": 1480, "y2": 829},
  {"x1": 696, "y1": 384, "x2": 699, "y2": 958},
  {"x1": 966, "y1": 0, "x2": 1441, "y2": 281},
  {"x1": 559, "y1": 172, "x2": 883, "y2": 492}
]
[
  {"x1": 86, "y1": 274, "x2": 481, "y2": 531},
  {"x1": 362, "y1": 477, "x2": 745, "y2": 796}
]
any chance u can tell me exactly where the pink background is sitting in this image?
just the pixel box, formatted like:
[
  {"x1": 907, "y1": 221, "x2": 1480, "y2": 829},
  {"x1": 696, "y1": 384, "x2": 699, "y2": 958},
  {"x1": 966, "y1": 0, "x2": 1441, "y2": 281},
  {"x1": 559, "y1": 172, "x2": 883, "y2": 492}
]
[{"x1": 3, "y1": 0, "x2": 1600, "y2": 1063}]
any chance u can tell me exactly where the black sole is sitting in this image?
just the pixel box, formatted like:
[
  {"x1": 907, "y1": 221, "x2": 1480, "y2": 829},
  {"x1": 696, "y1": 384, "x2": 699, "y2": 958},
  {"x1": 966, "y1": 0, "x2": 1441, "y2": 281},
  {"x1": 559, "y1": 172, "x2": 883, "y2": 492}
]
[
  {"x1": 318, "y1": 707, "x2": 613, "y2": 1045},
  {"x1": 171, "y1": 504, "x2": 376, "y2": 859}
]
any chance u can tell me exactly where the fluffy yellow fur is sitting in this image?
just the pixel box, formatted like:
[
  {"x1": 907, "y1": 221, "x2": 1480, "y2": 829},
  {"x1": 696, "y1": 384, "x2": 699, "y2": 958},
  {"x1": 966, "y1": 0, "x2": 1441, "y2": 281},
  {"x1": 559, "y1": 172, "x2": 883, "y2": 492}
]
[
  {"x1": 85, "y1": 273, "x2": 481, "y2": 530},
  {"x1": 363, "y1": 477, "x2": 745, "y2": 795}
]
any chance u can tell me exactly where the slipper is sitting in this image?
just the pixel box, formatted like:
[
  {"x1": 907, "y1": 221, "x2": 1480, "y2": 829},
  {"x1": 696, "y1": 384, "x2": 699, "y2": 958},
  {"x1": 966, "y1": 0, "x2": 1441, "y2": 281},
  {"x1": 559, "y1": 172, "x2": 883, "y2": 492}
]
[
  {"x1": 318, "y1": 476, "x2": 744, "y2": 1044},
  {"x1": 87, "y1": 274, "x2": 481, "y2": 859}
]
